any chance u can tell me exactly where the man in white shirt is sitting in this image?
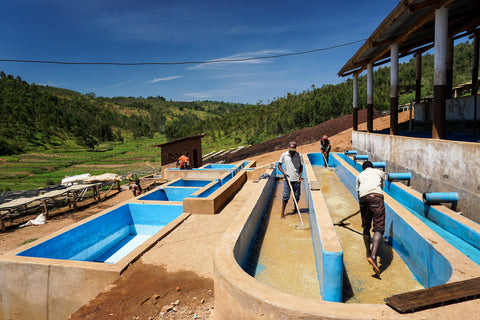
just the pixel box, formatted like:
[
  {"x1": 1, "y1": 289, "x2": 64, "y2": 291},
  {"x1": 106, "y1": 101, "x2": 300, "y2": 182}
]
[
  {"x1": 356, "y1": 160, "x2": 386, "y2": 276},
  {"x1": 278, "y1": 141, "x2": 303, "y2": 219}
]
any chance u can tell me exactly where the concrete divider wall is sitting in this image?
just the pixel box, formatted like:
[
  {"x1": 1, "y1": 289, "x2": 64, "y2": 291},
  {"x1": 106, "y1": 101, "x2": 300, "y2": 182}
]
[
  {"x1": 303, "y1": 154, "x2": 343, "y2": 302},
  {"x1": 164, "y1": 186, "x2": 202, "y2": 201},
  {"x1": 163, "y1": 169, "x2": 234, "y2": 181},
  {"x1": 189, "y1": 179, "x2": 223, "y2": 198}
]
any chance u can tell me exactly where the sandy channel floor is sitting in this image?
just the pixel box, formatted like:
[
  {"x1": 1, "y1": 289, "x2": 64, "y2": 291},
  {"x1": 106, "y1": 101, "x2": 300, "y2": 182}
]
[{"x1": 314, "y1": 166, "x2": 423, "y2": 304}]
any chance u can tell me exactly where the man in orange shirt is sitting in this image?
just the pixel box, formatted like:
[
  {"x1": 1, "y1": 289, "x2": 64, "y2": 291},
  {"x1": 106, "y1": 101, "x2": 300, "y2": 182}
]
[{"x1": 177, "y1": 152, "x2": 189, "y2": 169}]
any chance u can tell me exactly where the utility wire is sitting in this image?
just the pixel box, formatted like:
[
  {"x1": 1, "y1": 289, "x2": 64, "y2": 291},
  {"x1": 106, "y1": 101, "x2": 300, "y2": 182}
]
[{"x1": 0, "y1": 39, "x2": 366, "y2": 66}]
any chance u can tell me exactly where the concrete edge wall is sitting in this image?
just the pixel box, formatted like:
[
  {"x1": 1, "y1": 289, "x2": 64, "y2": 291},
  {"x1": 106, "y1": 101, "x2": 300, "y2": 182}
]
[
  {"x1": 385, "y1": 181, "x2": 480, "y2": 252},
  {"x1": 213, "y1": 163, "x2": 402, "y2": 319},
  {"x1": 352, "y1": 131, "x2": 480, "y2": 223},
  {"x1": 0, "y1": 261, "x2": 119, "y2": 320},
  {"x1": 213, "y1": 152, "x2": 480, "y2": 319},
  {"x1": 0, "y1": 203, "x2": 191, "y2": 320},
  {"x1": 183, "y1": 171, "x2": 247, "y2": 214}
]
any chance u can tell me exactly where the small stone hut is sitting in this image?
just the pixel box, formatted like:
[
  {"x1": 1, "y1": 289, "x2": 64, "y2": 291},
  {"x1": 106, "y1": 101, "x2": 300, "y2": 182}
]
[{"x1": 156, "y1": 134, "x2": 205, "y2": 168}]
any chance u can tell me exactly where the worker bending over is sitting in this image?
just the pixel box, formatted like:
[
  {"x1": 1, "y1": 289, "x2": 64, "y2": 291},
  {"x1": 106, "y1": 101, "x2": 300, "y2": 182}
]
[
  {"x1": 320, "y1": 135, "x2": 331, "y2": 167},
  {"x1": 356, "y1": 160, "x2": 386, "y2": 276},
  {"x1": 177, "y1": 152, "x2": 190, "y2": 169}
]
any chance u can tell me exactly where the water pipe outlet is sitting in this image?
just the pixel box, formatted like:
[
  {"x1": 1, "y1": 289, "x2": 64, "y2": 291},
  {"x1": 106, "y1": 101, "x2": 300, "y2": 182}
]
[
  {"x1": 372, "y1": 162, "x2": 386, "y2": 171},
  {"x1": 344, "y1": 150, "x2": 357, "y2": 155},
  {"x1": 387, "y1": 173, "x2": 411, "y2": 186},
  {"x1": 422, "y1": 192, "x2": 458, "y2": 211},
  {"x1": 353, "y1": 155, "x2": 369, "y2": 162}
]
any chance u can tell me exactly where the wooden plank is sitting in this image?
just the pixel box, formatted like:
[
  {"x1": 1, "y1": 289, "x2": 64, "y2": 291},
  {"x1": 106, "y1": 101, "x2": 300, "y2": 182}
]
[
  {"x1": 385, "y1": 277, "x2": 480, "y2": 313},
  {"x1": 0, "y1": 211, "x2": 5, "y2": 232}
]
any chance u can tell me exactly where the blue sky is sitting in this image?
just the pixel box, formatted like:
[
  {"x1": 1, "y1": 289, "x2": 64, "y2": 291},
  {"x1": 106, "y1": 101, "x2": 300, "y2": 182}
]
[{"x1": 1, "y1": 0, "x2": 400, "y2": 104}]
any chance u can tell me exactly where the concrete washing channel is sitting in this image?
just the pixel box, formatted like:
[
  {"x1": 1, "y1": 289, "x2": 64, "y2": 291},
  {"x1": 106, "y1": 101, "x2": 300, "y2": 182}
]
[
  {"x1": 213, "y1": 152, "x2": 480, "y2": 319},
  {"x1": 0, "y1": 161, "x2": 253, "y2": 320}
]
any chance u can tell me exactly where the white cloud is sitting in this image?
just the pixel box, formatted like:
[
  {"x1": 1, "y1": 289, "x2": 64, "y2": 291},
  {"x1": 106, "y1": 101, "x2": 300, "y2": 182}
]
[
  {"x1": 188, "y1": 49, "x2": 290, "y2": 70},
  {"x1": 112, "y1": 80, "x2": 132, "y2": 87},
  {"x1": 38, "y1": 80, "x2": 69, "y2": 88},
  {"x1": 147, "y1": 76, "x2": 181, "y2": 83},
  {"x1": 184, "y1": 89, "x2": 231, "y2": 100}
]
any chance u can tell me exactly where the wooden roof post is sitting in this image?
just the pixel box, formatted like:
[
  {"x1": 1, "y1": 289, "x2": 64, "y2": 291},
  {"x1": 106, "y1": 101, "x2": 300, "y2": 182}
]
[
  {"x1": 353, "y1": 73, "x2": 359, "y2": 131},
  {"x1": 415, "y1": 52, "x2": 422, "y2": 104},
  {"x1": 433, "y1": 6, "x2": 448, "y2": 139},
  {"x1": 472, "y1": 33, "x2": 479, "y2": 137},
  {"x1": 446, "y1": 37, "x2": 454, "y2": 99},
  {"x1": 390, "y1": 43, "x2": 399, "y2": 135},
  {"x1": 367, "y1": 63, "x2": 374, "y2": 133}
]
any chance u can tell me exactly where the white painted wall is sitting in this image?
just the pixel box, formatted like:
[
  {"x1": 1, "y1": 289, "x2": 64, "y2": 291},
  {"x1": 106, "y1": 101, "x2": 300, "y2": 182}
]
[{"x1": 415, "y1": 95, "x2": 480, "y2": 122}]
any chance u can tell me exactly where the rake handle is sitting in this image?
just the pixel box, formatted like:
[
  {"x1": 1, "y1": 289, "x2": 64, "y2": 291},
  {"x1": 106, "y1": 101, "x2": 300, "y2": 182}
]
[{"x1": 286, "y1": 176, "x2": 304, "y2": 225}]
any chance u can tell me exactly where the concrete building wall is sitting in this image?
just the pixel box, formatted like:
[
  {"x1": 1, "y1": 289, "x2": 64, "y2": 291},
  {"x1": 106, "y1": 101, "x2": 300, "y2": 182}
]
[
  {"x1": 160, "y1": 138, "x2": 202, "y2": 168},
  {"x1": 415, "y1": 95, "x2": 480, "y2": 122},
  {"x1": 353, "y1": 131, "x2": 480, "y2": 223}
]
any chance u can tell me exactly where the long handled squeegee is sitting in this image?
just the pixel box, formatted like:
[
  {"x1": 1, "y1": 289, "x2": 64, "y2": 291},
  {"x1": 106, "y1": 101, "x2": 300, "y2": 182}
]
[{"x1": 286, "y1": 176, "x2": 304, "y2": 225}]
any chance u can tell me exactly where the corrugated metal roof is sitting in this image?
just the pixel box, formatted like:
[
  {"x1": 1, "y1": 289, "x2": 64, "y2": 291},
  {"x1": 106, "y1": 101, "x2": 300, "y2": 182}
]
[{"x1": 338, "y1": 0, "x2": 480, "y2": 77}]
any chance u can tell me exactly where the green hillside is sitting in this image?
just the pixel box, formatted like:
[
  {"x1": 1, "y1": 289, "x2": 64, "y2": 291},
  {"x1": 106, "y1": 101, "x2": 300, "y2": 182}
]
[{"x1": 0, "y1": 40, "x2": 476, "y2": 191}]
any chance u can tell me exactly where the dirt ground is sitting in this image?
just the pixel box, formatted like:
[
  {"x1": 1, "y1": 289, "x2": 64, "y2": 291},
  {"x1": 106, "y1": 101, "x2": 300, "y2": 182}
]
[{"x1": 0, "y1": 111, "x2": 410, "y2": 320}]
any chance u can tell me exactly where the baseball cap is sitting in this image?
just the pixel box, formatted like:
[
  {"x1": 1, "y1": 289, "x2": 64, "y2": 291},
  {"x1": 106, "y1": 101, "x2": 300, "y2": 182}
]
[
  {"x1": 288, "y1": 142, "x2": 297, "y2": 151},
  {"x1": 322, "y1": 135, "x2": 328, "y2": 139}
]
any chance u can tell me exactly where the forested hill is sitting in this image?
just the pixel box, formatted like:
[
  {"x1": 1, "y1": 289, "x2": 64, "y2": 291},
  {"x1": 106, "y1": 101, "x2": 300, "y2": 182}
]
[
  {"x1": 0, "y1": 41, "x2": 475, "y2": 156},
  {"x1": 0, "y1": 75, "x2": 247, "y2": 155}
]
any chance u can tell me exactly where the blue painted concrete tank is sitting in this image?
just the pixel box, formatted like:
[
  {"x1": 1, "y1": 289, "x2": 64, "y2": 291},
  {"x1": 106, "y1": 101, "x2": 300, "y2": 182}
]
[
  {"x1": 17, "y1": 203, "x2": 183, "y2": 264},
  {"x1": 168, "y1": 179, "x2": 211, "y2": 187}
]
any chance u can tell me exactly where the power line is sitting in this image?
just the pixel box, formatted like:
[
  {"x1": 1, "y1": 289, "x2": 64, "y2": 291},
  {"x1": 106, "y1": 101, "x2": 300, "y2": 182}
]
[{"x1": 0, "y1": 39, "x2": 366, "y2": 66}]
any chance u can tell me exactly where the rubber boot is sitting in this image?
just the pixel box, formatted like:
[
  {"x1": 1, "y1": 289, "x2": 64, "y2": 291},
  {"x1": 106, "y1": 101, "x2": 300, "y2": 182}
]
[
  {"x1": 370, "y1": 231, "x2": 383, "y2": 262},
  {"x1": 367, "y1": 231, "x2": 383, "y2": 275}
]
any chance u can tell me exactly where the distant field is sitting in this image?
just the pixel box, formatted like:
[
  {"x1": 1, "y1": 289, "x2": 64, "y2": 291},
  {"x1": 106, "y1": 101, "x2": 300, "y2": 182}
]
[{"x1": 0, "y1": 134, "x2": 167, "y2": 191}]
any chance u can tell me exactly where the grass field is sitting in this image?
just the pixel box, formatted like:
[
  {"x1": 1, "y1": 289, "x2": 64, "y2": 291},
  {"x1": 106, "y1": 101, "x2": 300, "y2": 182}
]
[
  {"x1": 0, "y1": 134, "x2": 167, "y2": 192},
  {"x1": 0, "y1": 130, "x2": 248, "y2": 192}
]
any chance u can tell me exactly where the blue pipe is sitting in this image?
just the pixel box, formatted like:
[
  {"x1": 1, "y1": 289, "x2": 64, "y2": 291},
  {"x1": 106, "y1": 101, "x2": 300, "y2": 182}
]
[
  {"x1": 372, "y1": 162, "x2": 386, "y2": 171},
  {"x1": 423, "y1": 192, "x2": 459, "y2": 211},
  {"x1": 344, "y1": 150, "x2": 357, "y2": 155},
  {"x1": 353, "y1": 155, "x2": 368, "y2": 162},
  {"x1": 387, "y1": 172, "x2": 411, "y2": 186}
]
